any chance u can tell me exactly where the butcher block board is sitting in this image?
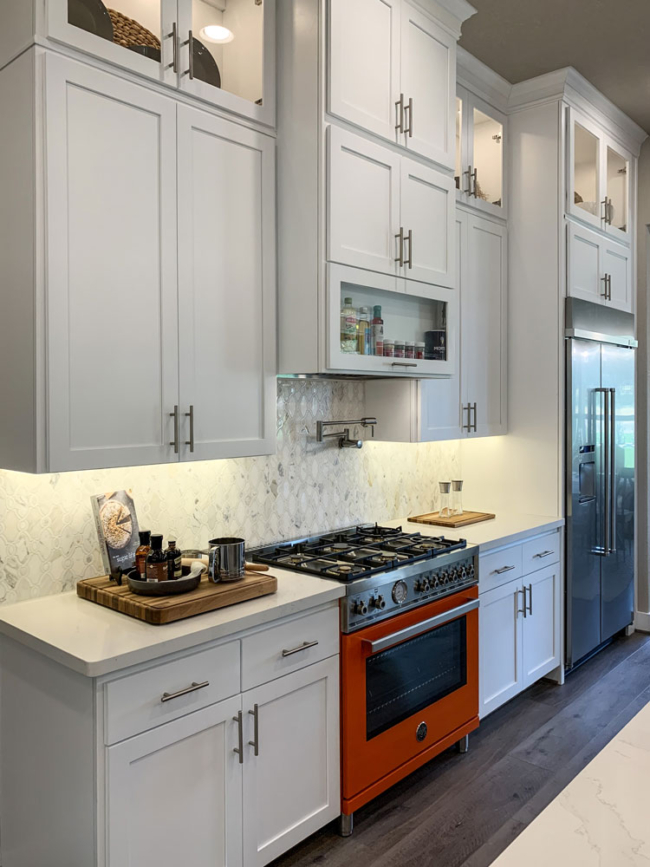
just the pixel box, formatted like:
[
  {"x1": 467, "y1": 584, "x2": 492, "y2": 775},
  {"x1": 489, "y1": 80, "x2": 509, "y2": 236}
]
[
  {"x1": 77, "y1": 571, "x2": 278, "y2": 625},
  {"x1": 409, "y1": 510, "x2": 496, "y2": 529}
]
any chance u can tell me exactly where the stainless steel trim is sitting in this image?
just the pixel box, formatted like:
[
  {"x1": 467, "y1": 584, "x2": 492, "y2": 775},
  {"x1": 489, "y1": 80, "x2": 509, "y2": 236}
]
[
  {"x1": 527, "y1": 583, "x2": 533, "y2": 616},
  {"x1": 167, "y1": 22, "x2": 178, "y2": 73},
  {"x1": 233, "y1": 710, "x2": 243, "y2": 763},
  {"x1": 395, "y1": 227, "x2": 404, "y2": 266},
  {"x1": 395, "y1": 94, "x2": 404, "y2": 133},
  {"x1": 161, "y1": 680, "x2": 209, "y2": 703},
  {"x1": 404, "y1": 97, "x2": 413, "y2": 137},
  {"x1": 405, "y1": 228, "x2": 413, "y2": 269},
  {"x1": 391, "y1": 361, "x2": 418, "y2": 368},
  {"x1": 534, "y1": 550, "x2": 554, "y2": 559},
  {"x1": 494, "y1": 565, "x2": 516, "y2": 574},
  {"x1": 565, "y1": 298, "x2": 637, "y2": 348},
  {"x1": 463, "y1": 165, "x2": 473, "y2": 195},
  {"x1": 185, "y1": 405, "x2": 195, "y2": 453},
  {"x1": 282, "y1": 640, "x2": 319, "y2": 657},
  {"x1": 362, "y1": 599, "x2": 479, "y2": 653},
  {"x1": 248, "y1": 704, "x2": 259, "y2": 756},
  {"x1": 169, "y1": 405, "x2": 180, "y2": 453},
  {"x1": 565, "y1": 329, "x2": 638, "y2": 349},
  {"x1": 609, "y1": 387, "x2": 617, "y2": 554},
  {"x1": 517, "y1": 588, "x2": 527, "y2": 618}
]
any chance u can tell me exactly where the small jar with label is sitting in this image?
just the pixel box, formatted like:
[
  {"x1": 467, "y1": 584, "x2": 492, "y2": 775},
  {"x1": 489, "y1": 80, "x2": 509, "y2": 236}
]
[
  {"x1": 394, "y1": 340, "x2": 405, "y2": 358},
  {"x1": 146, "y1": 535, "x2": 168, "y2": 583},
  {"x1": 415, "y1": 342, "x2": 425, "y2": 360},
  {"x1": 166, "y1": 540, "x2": 183, "y2": 580},
  {"x1": 405, "y1": 341, "x2": 415, "y2": 359},
  {"x1": 383, "y1": 339, "x2": 395, "y2": 358}
]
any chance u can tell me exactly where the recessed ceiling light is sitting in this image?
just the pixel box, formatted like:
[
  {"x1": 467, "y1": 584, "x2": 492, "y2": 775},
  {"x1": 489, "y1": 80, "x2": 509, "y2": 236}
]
[{"x1": 200, "y1": 25, "x2": 235, "y2": 44}]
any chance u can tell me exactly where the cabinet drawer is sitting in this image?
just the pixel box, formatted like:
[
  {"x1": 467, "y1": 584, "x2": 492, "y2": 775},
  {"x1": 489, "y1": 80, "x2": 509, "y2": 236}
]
[
  {"x1": 522, "y1": 532, "x2": 561, "y2": 574},
  {"x1": 104, "y1": 641, "x2": 240, "y2": 745},
  {"x1": 480, "y1": 545, "x2": 523, "y2": 593},
  {"x1": 241, "y1": 607, "x2": 340, "y2": 691}
]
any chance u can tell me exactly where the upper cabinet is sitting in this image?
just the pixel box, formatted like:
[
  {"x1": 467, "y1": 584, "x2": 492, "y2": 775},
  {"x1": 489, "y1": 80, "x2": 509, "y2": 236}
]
[
  {"x1": 568, "y1": 107, "x2": 632, "y2": 243},
  {"x1": 328, "y1": 0, "x2": 459, "y2": 170},
  {"x1": 29, "y1": 0, "x2": 275, "y2": 126},
  {"x1": 456, "y1": 85, "x2": 506, "y2": 218}
]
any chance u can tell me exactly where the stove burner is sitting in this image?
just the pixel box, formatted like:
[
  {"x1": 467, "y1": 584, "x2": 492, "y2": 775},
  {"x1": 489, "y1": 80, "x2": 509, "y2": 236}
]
[
  {"x1": 313, "y1": 543, "x2": 354, "y2": 556},
  {"x1": 324, "y1": 563, "x2": 366, "y2": 579},
  {"x1": 356, "y1": 523, "x2": 403, "y2": 538},
  {"x1": 278, "y1": 553, "x2": 313, "y2": 566},
  {"x1": 339, "y1": 547, "x2": 383, "y2": 562}
]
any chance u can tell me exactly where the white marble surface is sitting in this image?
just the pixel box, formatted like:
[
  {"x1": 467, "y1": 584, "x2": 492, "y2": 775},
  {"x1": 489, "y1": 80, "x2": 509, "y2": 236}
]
[
  {"x1": 385, "y1": 513, "x2": 564, "y2": 552},
  {"x1": 0, "y1": 567, "x2": 345, "y2": 677},
  {"x1": 493, "y1": 700, "x2": 650, "y2": 866}
]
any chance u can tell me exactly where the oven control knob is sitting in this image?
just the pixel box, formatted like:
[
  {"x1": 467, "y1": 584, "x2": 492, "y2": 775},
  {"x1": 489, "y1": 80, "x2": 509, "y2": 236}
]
[
  {"x1": 355, "y1": 599, "x2": 368, "y2": 616},
  {"x1": 468, "y1": 564, "x2": 476, "y2": 578},
  {"x1": 373, "y1": 595, "x2": 386, "y2": 610},
  {"x1": 416, "y1": 578, "x2": 430, "y2": 593},
  {"x1": 431, "y1": 573, "x2": 440, "y2": 587},
  {"x1": 440, "y1": 571, "x2": 450, "y2": 585}
]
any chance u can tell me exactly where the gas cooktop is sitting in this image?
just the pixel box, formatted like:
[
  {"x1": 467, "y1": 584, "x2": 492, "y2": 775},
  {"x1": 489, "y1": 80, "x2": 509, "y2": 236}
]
[{"x1": 250, "y1": 523, "x2": 468, "y2": 581}]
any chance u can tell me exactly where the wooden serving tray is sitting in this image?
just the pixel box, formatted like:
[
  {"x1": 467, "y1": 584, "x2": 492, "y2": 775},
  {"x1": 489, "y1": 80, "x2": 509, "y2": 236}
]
[
  {"x1": 77, "y1": 571, "x2": 278, "y2": 625},
  {"x1": 409, "y1": 510, "x2": 496, "y2": 529}
]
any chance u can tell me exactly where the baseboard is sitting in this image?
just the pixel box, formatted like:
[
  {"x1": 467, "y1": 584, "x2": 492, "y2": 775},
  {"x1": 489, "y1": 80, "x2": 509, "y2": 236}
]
[{"x1": 634, "y1": 611, "x2": 650, "y2": 633}]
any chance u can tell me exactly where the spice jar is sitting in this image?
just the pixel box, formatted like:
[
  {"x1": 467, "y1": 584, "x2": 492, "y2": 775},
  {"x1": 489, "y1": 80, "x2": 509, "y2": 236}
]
[
  {"x1": 383, "y1": 339, "x2": 395, "y2": 358},
  {"x1": 405, "y1": 341, "x2": 415, "y2": 359},
  {"x1": 415, "y1": 342, "x2": 425, "y2": 360},
  {"x1": 394, "y1": 340, "x2": 405, "y2": 358}
]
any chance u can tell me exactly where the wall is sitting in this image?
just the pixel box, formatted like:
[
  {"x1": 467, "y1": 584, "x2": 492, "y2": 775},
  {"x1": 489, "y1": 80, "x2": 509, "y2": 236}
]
[
  {"x1": 0, "y1": 380, "x2": 460, "y2": 605},
  {"x1": 636, "y1": 139, "x2": 650, "y2": 616}
]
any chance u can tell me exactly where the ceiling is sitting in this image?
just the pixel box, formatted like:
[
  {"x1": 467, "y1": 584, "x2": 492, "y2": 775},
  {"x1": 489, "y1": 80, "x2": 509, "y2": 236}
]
[{"x1": 459, "y1": 0, "x2": 650, "y2": 134}]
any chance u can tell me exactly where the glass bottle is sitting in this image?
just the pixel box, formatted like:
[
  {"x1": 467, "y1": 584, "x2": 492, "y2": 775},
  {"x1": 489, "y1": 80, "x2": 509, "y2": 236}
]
[
  {"x1": 371, "y1": 305, "x2": 384, "y2": 356},
  {"x1": 357, "y1": 307, "x2": 371, "y2": 355},
  {"x1": 166, "y1": 540, "x2": 183, "y2": 580},
  {"x1": 439, "y1": 482, "x2": 452, "y2": 518},
  {"x1": 135, "y1": 530, "x2": 151, "y2": 578},
  {"x1": 451, "y1": 480, "x2": 464, "y2": 516},
  {"x1": 146, "y1": 534, "x2": 167, "y2": 583},
  {"x1": 340, "y1": 297, "x2": 358, "y2": 353}
]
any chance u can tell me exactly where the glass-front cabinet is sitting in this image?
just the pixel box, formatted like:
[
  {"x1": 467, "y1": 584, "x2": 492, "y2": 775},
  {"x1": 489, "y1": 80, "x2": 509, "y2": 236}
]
[
  {"x1": 47, "y1": 0, "x2": 275, "y2": 126},
  {"x1": 456, "y1": 86, "x2": 506, "y2": 218},
  {"x1": 568, "y1": 107, "x2": 631, "y2": 242}
]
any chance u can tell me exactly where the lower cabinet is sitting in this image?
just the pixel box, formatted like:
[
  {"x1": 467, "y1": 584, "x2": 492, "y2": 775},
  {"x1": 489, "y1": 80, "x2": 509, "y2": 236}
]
[
  {"x1": 106, "y1": 651, "x2": 340, "y2": 867},
  {"x1": 479, "y1": 535, "x2": 562, "y2": 718}
]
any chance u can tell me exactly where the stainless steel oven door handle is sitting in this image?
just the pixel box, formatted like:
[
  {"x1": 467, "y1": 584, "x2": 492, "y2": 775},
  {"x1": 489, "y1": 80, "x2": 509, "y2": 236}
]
[{"x1": 362, "y1": 599, "x2": 479, "y2": 654}]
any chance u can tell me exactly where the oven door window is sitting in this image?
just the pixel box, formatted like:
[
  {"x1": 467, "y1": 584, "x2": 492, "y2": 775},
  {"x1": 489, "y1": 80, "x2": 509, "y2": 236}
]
[{"x1": 366, "y1": 618, "x2": 467, "y2": 740}]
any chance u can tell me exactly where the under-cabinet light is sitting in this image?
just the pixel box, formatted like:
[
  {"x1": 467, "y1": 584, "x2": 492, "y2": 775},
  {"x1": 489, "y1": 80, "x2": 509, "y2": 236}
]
[{"x1": 200, "y1": 25, "x2": 235, "y2": 44}]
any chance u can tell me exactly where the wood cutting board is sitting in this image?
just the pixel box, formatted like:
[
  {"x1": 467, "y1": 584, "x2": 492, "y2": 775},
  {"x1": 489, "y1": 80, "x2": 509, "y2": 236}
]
[
  {"x1": 77, "y1": 571, "x2": 278, "y2": 625},
  {"x1": 409, "y1": 510, "x2": 496, "y2": 528}
]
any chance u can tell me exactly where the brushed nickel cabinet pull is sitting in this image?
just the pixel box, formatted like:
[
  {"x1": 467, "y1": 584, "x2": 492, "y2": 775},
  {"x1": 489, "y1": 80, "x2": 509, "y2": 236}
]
[
  {"x1": 516, "y1": 588, "x2": 527, "y2": 619},
  {"x1": 495, "y1": 565, "x2": 516, "y2": 575},
  {"x1": 395, "y1": 94, "x2": 405, "y2": 134},
  {"x1": 183, "y1": 30, "x2": 195, "y2": 79},
  {"x1": 527, "y1": 583, "x2": 533, "y2": 616},
  {"x1": 395, "y1": 227, "x2": 405, "y2": 266},
  {"x1": 161, "y1": 680, "x2": 209, "y2": 703},
  {"x1": 601, "y1": 274, "x2": 609, "y2": 299},
  {"x1": 282, "y1": 640, "x2": 319, "y2": 658},
  {"x1": 464, "y1": 165, "x2": 473, "y2": 195},
  {"x1": 233, "y1": 710, "x2": 243, "y2": 763},
  {"x1": 472, "y1": 402, "x2": 478, "y2": 432},
  {"x1": 167, "y1": 22, "x2": 179, "y2": 73},
  {"x1": 534, "y1": 550, "x2": 554, "y2": 559},
  {"x1": 185, "y1": 405, "x2": 195, "y2": 453},
  {"x1": 404, "y1": 97, "x2": 413, "y2": 137},
  {"x1": 170, "y1": 405, "x2": 180, "y2": 453},
  {"x1": 248, "y1": 704, "x2": 260, "y2": 756},
  {"x1": 601, "y1": 198, "x2": 609, "y2": 223},
  {"x1": 391, "y1": 362, "x2": 418, "y2": 368},
  {"x1": 472, "y1": 168, "x2": 478, "y2": 198},
  {"x1": 405, "y1": 228, "x2": 413, "y2": 269}
]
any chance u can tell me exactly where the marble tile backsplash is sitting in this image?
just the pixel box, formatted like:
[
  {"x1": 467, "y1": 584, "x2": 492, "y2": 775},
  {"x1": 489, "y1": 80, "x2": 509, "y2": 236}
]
[{"x1": 0, "y1": 380, "x2": 460, "y2": 604}]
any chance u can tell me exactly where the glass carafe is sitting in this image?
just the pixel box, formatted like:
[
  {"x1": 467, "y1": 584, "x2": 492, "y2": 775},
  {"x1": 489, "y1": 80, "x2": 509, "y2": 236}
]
[
  {"x1": 451, "y1": 480, "x2": 464, "y2": 516},
  {"x1": 439, "y1": 482, "x2": 452, "y2": 518}
]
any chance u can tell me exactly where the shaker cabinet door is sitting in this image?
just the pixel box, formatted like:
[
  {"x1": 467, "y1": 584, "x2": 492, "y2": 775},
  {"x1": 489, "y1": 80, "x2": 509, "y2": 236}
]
[
  {"x1": 328, "y1": 0, "x2": 401, "y2": 142},
  {"x1": 479, "y1": 578, "x2": 523, "y2": 718},
  {"x1": 45, "y1": 54, "x2": 180, "y2": 471},
  {"x1": 567, "y1": 222, "x2": 604, "y2": 305},
  {"x1": 522, "y1": 564, "x2": 561, "y2": 688},
  {"x1": 603, "y1": 239, "x2": 633, "y2": 313},
  {"x1": 177, "y1": 105, "x2": 277, "y2": 461},
  {"x1": 107, "y1": 695, "x2": 243, "y2": 867}
]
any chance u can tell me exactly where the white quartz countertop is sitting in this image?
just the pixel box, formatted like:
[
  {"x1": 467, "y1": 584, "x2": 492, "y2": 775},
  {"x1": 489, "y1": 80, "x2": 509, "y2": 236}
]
[
  {"x1": 0, "y1": 568, "x2": 345, "y2": 678},
  {"x1": 385, "y1": 512, "x2": 564, "y2": 553},
  {"x1": 493, "y1": 700, "x2": 650, "y2": 866}
]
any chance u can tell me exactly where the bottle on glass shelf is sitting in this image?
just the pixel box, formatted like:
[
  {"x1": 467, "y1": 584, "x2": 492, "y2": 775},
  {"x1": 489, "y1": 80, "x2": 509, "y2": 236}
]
[
  {"x1": 166, "y1": 540, "x2": 183, "y2": 580},
  {"x1": 371, "y1": 305, "x2": 384, "y2": 356},
  {"x1": 451, "y1": 480, "x2": 464, "y2": 516},
  {"x1": 357, "y1": 307, "x2": 371, "y2": 355},
  {"x1": 135, "y1": 530, "x2": 151, "y2": 578},
  {"x1": 439, "y1": 482, "x2": 452, "y2": 518},
  {"x1": 146, "y1": 534, "x2": 168, "y2": 583},
  {"x1": 340, "y1": 297, "x2": 358, "y2": 353},
  {"x1": 383, "y1": 338, "x2": 395, "y2": 358}
]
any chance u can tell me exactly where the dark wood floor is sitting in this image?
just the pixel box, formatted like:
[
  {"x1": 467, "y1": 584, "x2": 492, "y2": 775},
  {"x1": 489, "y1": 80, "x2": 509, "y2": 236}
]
[{"x1": 272, "y1": 631, "x2": 650, "y2": 867}]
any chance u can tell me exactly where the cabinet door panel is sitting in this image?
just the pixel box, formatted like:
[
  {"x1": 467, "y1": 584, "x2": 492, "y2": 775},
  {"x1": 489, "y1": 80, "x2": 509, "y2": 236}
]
[
  {"x1": 243, "y1": 658, "x2": 340, "y2": 867},
  {"x1": 45, "y1": 55, "x2": 179, "y2": 471},
  {"x1": 479, "y1": 579, "x2": 523, "y2": 717},
  {"x1": 328, "y1": 0, "x2": 400, "y2": 142},
  {"x1": 328, "y1": 126, "x2": 400, "y2": 274},
  {"x1": 522, "y1": 565, "x2": 561, "y2": 687},
  {"x1": 400, "y1": 1, "x2": 455, "y2": 168},
  {"x1": 464, "y1": 215, "x2": 507, "y2": 436},
  {"x1": 567, "y1": 107, "x2": 603, "y2": 231},
  {"x1": 401, "y1": 158, "x2": 455, "y2": 287},
  {"x1": 178, "y1": 106, "x2": 276, "y2": 461},
  {"x1": 603, "y1": 240, "x2": 632, "y2": 313},
  {"x1": 107, "y1": 695, "x2": 243, "y2": 867},
  {"x1": 567, "y1": 223, "x2": 604, "y2": 304}
]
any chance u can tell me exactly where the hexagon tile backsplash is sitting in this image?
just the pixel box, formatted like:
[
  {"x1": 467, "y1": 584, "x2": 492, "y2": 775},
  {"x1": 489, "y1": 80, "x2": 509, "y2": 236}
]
[{"x1": 0, "y1": 380, "x2": 460, "y2": 605}]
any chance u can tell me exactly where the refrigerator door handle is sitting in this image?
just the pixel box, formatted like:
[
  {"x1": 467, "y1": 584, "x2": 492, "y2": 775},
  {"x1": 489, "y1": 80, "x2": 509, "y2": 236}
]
[
  {"x1": 595, "y1": 388, "x2": 610, "y2": 556},
  {"x1": 609, "y1": 388, "x2": 617, "y2": 554}
]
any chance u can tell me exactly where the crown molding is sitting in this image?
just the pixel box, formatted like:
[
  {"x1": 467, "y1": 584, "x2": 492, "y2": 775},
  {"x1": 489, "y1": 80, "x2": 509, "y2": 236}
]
[
  {"x1": 410, "y1": 0, "x2": 477, "y2": 38},
  {"x1": 457, "y1": 46, "x2": 512, "y2": 112}
]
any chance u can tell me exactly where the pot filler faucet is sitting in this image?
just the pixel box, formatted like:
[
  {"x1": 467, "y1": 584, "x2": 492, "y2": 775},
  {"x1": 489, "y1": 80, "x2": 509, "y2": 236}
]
[{"x1": 316, "y1": 417, "x2": 378, "y2": 449}]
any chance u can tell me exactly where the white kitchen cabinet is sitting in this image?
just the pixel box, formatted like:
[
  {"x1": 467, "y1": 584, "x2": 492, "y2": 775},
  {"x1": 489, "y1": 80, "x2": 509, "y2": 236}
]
[
  {"x1": 242, "y1": 658, "x2": 340, "y2": 867},
  {"x1": 0, "y1": 50, "x2": 276, "y2": 473},
  {"x1": 177, "y1": 105, "x2": 276, "y2": 461},
  {"x1": 328, "y1": 126, "x2": 455, "y2": 289},
  {"x1": 107, "y1": 695, "x2": 244, "y2": 867},
  {"x1": 456, "y1": 85, "x2": 507, "y2": 218},
  {"x1": 9, "y1": 0, "x2": 275, "y2": 127},
  {"x1": 479, "y1": 577, "x2": 523, "y2": 717},
  {"x1": 522, "y1": 564, "x2": 562, "y2": 688},
  {"x1": 328, "y1": 0, "x2": 457, "y2": 169},
  {"x1": 567, "y1": 222, "x2": 632, "y2": 313}
]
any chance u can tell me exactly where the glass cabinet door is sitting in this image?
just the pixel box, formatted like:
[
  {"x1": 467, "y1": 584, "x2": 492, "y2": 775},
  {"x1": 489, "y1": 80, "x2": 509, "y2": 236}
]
[
  {"x1": 49, "y1": 0, "x2": 177, "y2": 85},
  {"x1": 455, "y1": 93, "x2": 464, "y2": 191},
  {"x1": 572, "y1": 120, "x2": 600, "y2": 224},
  {"x1": 178, "y1": 0, "x2": 275, "y2": 126},
  {"x1": 471, "y1": 103, "x2": 504, "y2": 210},
  {"x1": 605, "y1": 142, "x2": 630, "y2": 239}
]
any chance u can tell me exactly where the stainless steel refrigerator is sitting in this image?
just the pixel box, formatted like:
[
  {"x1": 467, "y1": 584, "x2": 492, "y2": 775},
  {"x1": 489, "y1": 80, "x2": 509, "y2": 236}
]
[{"x1": 566, "y1": 298, "x2": 636, "y2": 669}]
